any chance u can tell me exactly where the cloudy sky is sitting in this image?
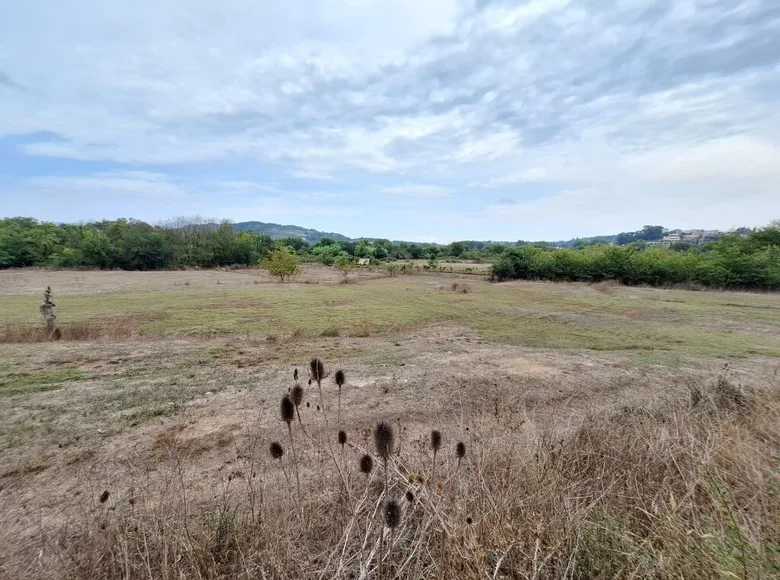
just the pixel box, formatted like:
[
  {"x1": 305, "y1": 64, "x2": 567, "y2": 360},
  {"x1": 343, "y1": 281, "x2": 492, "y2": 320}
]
[{"x1": 1, "y1": 0, "x2": 779, "y2": 242}]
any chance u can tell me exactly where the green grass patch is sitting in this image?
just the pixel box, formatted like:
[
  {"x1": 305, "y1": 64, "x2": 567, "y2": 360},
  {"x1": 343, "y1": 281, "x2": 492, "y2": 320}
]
[
  {"x1": 0, "y1": 368, "x2": 90, "y2": 396},
  {"x1": 1, "y1": 277, "x2": 779, "y2": 356}
]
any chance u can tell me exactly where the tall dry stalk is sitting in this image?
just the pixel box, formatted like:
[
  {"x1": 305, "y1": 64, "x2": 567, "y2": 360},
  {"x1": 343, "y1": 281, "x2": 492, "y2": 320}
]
[
  {"x1": 430, "y1": 430, "x2": 442, "y2": 482},
  {"x1": 379, "y1": 499, "x2": 401, "y2": 580},
  {"x1": 374, "y1": 422, "x2": 395, "y2": 499},
  {"x1": 280, "y1": 395, "x2": 301, "y2": 504},
  {"x1": 310, "y1": 358, "x2": 330, "y2": 430},
  {"x1": 334, "y1": 369, "x2": 346, "y2": 424}
]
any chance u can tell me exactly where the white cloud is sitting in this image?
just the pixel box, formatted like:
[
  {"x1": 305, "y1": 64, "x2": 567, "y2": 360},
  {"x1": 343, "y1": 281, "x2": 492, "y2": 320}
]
[
  {"x1": 380, "y1": 184, "x2": 453, "y2": 198},
  {"x1": 472, "y1": 167, "x2": 549, "y2": 188},
  {"x1": 290, "y1": 169, "x2": 336, "y2": 181},
  {"x1": 26, "y1": 171, "x2": 187, "y2": 200},
  {"x1": 1, "y1": 0, "x2": 779, "y2": 238}
]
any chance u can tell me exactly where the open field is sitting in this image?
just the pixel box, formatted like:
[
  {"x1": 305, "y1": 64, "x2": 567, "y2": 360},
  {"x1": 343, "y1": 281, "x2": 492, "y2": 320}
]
[{"x1": 1, "y1": 267, "x2": 779, "y2": 579}]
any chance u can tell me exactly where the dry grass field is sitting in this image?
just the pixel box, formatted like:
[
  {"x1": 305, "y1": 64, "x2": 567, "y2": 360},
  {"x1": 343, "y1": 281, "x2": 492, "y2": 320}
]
[{"x1": 1, "y1": 266, "x2": 779, "y2": 579}]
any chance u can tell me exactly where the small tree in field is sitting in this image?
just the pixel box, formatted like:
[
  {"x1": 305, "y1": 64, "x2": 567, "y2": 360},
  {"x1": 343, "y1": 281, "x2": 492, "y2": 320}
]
[
  {"x1": 260, "y1": 248, "x2": 300, "y2": 282},
  {"x1": 334, "y1": 253, "x2": 355, "y2": 282}
]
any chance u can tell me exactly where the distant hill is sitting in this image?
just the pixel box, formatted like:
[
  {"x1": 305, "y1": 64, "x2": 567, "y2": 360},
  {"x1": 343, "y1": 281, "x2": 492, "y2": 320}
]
[
  {"x1": 233, "y1": 220, "x2": 735, "y2": 247},
  {"x1": 547, "y1": 234, "x2": 618, "y2": 248},
  {"x1": 233, "y1": 221, "x2": 351, "y2": 243}
]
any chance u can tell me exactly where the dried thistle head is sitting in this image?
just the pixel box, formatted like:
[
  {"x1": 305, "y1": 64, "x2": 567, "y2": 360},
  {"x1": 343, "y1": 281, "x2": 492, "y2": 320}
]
[
  {"x1": 309, "y1": 358, "x2": 325, "y2": 382},
  {"x1": 373, "y1": 421, "x2": 395, "y2": 460},
  {"x1": 334, "y1": 369, "x2": 346, "y2": 387},
  {"x1": 338, "y1": 430, "x2": 347, "y2": 446},
  {"x1": 456, "y1": 441, "x2": 466, "y2": 459},
  {"x1": 359, "y1": 454, "x2": 374, "y2": 474},
  {"x1": 384, "y1": 499, "x2": 401, "y2": 529},
  {"x1": 291, "y1": 384, "x2": 304, "y2": 407},
  {"x1": 281, "y1": 395, "x2": 295, "y2": 424},
  {"x1": 431, "y1": 430, "x2": 442, "y2": 452},
  {"x1": 269, "y1": 442, "x2": 284, "y2": 459}
]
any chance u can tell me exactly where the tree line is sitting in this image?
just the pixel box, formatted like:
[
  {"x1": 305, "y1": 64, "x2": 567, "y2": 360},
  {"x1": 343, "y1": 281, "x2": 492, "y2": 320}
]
[
  {"x1": 1, "y1": 216, "x2": 778, "y2": 290},
  {"x1": 491, "y1": 223, "x2": 780, "y2": 290},
  {"x1": 0, "y1": 217, "x2": 483, "y2": 270}
]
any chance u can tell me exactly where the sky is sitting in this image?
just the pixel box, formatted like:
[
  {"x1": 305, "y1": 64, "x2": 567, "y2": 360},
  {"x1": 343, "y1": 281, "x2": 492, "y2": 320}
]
[{"x1": 1, "y1": 0, "x2": 779, "y2": 243}]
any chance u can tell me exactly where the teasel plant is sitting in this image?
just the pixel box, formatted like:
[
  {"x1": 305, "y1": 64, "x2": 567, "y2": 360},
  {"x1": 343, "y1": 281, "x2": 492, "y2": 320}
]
[
  {"x1": 291, "y1": 383, "x2": 305, "y2": 427},
  {"x1": 309, "y1": 358, "x2": 330, "y2": 429},
  {"x1": 281, "y1": 394, "x2": 301, "y2": 504},
  {"x1": 359, "y1": 454, "x2": 374, "y2": 478},
  {"x1": 430, "y1": 430, "x2": 442, "y2": 482},
  {"x1": 269, "y1": 441, "x2": 294, "y2": 500},
  {"x1": 334, "y1": 369, "x2": 346, "y2": 424},
  {"x1": 379, "y1": 499, "x2": 401, "y2": 580},
  {"x1": 374, "y1": 421, "x2": 395, "y2": 498},
  {"x1": 455, "y1": 441, "x2": 466, "y2": 469}
]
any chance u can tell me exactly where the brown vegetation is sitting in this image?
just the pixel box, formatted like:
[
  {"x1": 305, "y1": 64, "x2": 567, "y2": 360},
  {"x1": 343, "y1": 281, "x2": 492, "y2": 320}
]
[
  {"x1": 1, "y1": 317, "x2": 147, "y2": 343},
  {"x1": 2, "y1": 269, "x2": 779, "y2": 579},
  {"x1": 7, "y1": 367, "x2": 780, "y2": 579}
]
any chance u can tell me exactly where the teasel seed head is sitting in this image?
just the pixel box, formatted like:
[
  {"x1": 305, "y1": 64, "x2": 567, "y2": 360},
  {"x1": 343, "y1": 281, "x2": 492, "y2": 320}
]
[
  {"x1": 291, "y1": 384, "x2": 304, "y2": 407},
  {"x1": 269, "y1": 442, "x2": 284, "y2": 459},
  {"x1": 280, "y1": 395, "x2": 295, "y2": 424},
  {"x1": 384, "y1": 500, "x2": 401, "y2": 529},
  {"x1": 334, "y1": 369, "x2": 346, "y2": 387},
  {"x1": 456, "y1": 441, "x2": 466, "y2": 459},
  {"x1": 373, "y1": 421, "x2": 395, "y2": 460},
  {"x1": 431, "y1": 430, "x2": 442, "y2": 452},
  {"x1": 338, "y1": 430, "x2": 347, "y2": 447},
  {"x1": 309, "y1": 358, "x2": 325, "y2": 382},
  {"x1": 359, "y1": 454, "x2": 374, "y2": 474}
]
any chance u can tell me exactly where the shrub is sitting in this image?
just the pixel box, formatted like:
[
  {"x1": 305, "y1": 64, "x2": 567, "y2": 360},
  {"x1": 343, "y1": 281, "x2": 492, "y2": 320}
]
[{"x1": 259, "y1": 248, "x2": 300, "y2": 282}]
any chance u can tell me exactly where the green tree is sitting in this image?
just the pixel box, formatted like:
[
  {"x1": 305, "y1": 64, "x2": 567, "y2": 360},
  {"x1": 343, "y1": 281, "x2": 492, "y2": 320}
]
[
  {"x1": 260, "y1": 248, "x2": 301, "y2": 281},
  {"x1": 334, "y1": 253, "x2": 356, "y2": 281}
]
